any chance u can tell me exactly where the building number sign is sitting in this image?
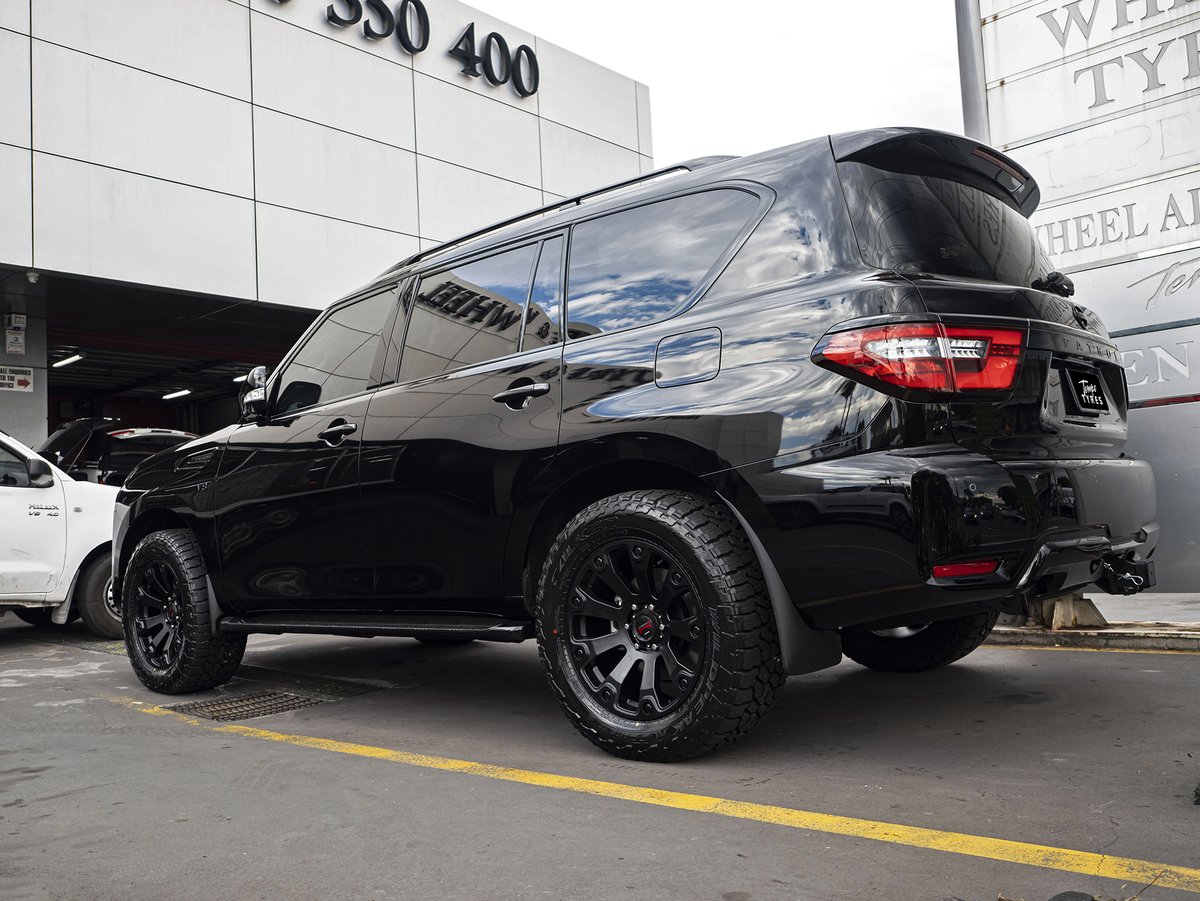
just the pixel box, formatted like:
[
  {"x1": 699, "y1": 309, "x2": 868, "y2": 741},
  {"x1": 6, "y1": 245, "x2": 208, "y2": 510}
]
[{"x1": 273, "y1": 0, "x2": 540, "y2": 97}]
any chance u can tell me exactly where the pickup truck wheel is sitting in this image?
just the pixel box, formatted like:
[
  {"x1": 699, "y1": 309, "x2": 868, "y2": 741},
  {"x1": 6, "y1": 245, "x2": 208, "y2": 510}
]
[
  {"x1": 841, "y1": 610, "x2": 999, "y2": 673},
  {"x1": 78, "y1": 556, "x2": 122, "y2": 639},
  {"x1": 536, "y1": 490, "x2": 785, "y2": 762},
  {"x1": 123, "y1": 529, "x2": 246, "y2": 694}
]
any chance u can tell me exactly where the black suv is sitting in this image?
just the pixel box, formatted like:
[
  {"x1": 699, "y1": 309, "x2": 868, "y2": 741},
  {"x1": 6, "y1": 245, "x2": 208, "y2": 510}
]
[{"x1": 113, "y1": 128, "x2": 1157, "y2": 761}]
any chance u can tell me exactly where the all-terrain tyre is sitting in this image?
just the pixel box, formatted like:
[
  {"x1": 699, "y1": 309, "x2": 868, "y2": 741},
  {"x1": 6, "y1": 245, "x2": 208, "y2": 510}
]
[
  {"x1": 841, "y1": 610, "x2": 1000, "y2": 673},
  {"x1": 77, "y1": 555, "x2": 122, "y2": 639},
  {"x1": 123, "y1": 529, "x2": 246, "y2": 694},
  {"x1": 536, "y1": 489, "x2": 785, "y2": 762}
]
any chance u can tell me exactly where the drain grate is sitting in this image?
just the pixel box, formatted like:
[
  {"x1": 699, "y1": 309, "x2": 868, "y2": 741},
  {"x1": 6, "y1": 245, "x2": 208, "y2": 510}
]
[{"x1": 169, "y1": 690, "x2": 325, "y2": 721}]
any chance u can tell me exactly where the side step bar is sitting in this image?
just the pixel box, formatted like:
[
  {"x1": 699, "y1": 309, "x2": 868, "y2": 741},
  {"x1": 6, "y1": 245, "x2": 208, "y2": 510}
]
[{"x1": 218, "y1": 614, "x2": 533, "y2": 642}]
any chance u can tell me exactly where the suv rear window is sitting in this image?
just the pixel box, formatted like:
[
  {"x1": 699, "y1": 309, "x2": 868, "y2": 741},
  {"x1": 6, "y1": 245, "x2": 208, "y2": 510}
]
[
  {"x1": 565, "y1": 189, "x2": 759, "y2": 338},
  {"x1": 837, "y1": 161, "x2": 1052, "y2": 288}
]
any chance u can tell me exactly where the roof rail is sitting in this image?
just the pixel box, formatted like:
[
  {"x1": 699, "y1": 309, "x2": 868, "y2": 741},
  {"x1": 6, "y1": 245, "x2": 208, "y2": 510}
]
[{"x1": 388, "y1": 154, "x2": 739, "y2": 273}]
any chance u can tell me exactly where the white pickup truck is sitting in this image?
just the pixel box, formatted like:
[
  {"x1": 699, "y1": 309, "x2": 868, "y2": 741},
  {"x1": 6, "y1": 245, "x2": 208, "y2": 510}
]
[{"x1": 0, "y1": 429, "x2": 121, "y2": 638}]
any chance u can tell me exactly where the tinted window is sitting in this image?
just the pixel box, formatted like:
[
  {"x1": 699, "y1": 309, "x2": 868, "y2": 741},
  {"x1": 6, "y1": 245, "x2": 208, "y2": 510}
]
[
  {"x1": 0, "y1": 444, "x2": 30, "y2": 487},
  {"x1": 838, "y1": 161, "x2": 1053, "y2": 287},
  {"x1": 399, "y1": 244, "x2": 537, "y2": 381},
  {"x1": 565, "y1": 190, "x2": 759, "y2": 338},
  {"x1": 522, "y1": 237, "x2": 564, "y2": 351},
  {"x1": 275, "y1": 288, "x2": 396, "y2": 414}
]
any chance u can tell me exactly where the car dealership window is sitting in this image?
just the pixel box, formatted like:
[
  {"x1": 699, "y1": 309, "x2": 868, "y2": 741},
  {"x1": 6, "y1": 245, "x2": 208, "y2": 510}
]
[
  {"x1": 274, "y1": 288, "x2": 398, "y2": 414},
  {"x1": 398, "y1": 243, "x2": 538, "y2": 381},
  {"x1": 565, "y1": 190, "x2": 759, "y2": 339}
]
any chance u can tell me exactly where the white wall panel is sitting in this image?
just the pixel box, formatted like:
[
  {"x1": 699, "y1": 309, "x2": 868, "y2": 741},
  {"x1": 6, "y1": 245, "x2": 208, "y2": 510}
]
[
  {"x1": 254, "y1": 108, "x2": 419, "y2": 234},
  {"x1": 33, "y1": 155, "x2": 256, "y2": 299},
  {"x1": 0, "y1": 144, "x2": 32, "y2": 267},
  {"x1": 0, "y1": 0, "x2": 28, "y2": 33},
  {"x1": 250, "y1": 0, "x2": 415, "y2": 68},
  {"x1": 256, "y1": 204, "x2": 417, "y2": 309},
  {"x1": 411, "y1": 0, "x2": 538, "y2": 113},
  {"x1": 414, "y1": 72, "x2": 540, "y2": 187},
  {"x1": 33, "y1": 43, "x2": 253, "y2": 197},
  {"x1": 415, "y1": 156, "x2": 541, "y2": 242},
  {"x1": 32, "y1": 0, "x2": 250, "y2": 100},
  {"x1": 0, "y1": 28, "x2": 30, "y2": 148},
  {"x1": 635, "y1": 82, "x2": 652, "y2": 159},
  {"x1": 535, "y1": 38, "x2": 637, "y2": 150},
  {"x1": 251, "y1": 12, "x2": 415, "y2": 150},
  {"x1": 539, "y1": 120, "x2": 640, "y2": 198}
]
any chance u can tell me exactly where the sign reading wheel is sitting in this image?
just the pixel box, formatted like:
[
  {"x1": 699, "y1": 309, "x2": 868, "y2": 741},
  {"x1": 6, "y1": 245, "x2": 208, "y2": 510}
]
[{"x1": 0, "y1": 366, "x2": 33, "y2": 392}]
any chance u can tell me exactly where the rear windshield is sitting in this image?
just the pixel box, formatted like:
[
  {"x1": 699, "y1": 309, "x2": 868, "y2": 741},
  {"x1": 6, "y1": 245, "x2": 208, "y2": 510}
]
[{"x1": 837, "y1": 161, "x2": 1053, "y2": 288}]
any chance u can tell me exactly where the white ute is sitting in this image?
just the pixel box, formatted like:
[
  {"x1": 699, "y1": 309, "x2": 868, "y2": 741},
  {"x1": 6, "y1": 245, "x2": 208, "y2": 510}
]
[{"x1": 0, "y1": 430, "x2": 121, "y2": 638}]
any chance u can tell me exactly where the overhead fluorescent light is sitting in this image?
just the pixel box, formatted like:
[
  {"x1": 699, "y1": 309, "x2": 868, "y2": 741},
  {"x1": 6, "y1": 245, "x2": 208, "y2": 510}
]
[
  {"x1": 232, "y1": 374, "x2": 247, "y2": 383},
  {"x1": 52, "y1": 353, "x2": 84, "y2": 368},
  {"x1": 162, "y1": 388, "x2": 191, "y2": 400}
]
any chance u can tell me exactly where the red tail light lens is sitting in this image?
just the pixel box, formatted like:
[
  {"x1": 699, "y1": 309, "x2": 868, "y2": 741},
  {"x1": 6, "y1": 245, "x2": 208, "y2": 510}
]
[
  {"x1": 932, "y1": 560, "x2": 999, "y2": 578},
  {"x1": 814, "y1": 323, "x2": 1024, "y2": 395}
]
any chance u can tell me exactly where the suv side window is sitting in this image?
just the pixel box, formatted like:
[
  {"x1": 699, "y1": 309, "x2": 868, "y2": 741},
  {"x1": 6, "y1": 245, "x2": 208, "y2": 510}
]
[
  {"x1": 565, "y1": 190, "x2": 760, "y2": 339},
  {"x1": 0, "y1": 444, "x2": 30, "y2": 487},
  {"x1": 274, "y1": 287, "x2": 397, "y2": 415},
  {"x1": 399, "y1": 243, "x2": 538, "y2": 381},
  {"x1": 521, "y1": 236, "x2": 564, "y2": 351}
]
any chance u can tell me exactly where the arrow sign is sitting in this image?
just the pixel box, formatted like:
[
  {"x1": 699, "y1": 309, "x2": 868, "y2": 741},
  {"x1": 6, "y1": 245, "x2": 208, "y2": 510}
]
[{"x1": 0, "y1": 366, "x2": 34, "y2": 392}]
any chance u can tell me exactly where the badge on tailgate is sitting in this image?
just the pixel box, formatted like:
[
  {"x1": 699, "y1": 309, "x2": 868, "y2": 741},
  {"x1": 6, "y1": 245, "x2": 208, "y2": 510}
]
[{"x1": 1066, "y1": 369, "x2": 1109, "y2": 414}]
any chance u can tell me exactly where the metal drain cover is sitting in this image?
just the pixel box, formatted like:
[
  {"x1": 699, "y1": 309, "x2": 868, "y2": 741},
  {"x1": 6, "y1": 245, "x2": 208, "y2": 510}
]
[{"x1": 169, "y1": 690, "x2": 324, "y2": 721}]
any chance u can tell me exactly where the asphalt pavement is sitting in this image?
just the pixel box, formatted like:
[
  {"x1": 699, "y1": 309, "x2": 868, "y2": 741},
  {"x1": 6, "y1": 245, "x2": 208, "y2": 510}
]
[{"x1": 1, "y1": 614, "x2": 1198, "y2": 901}]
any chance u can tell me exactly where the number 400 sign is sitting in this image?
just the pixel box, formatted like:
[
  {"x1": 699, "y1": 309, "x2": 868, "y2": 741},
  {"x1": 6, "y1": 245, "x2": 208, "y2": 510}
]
[{"x1": 273, "y1": 0, "x2": 540, "y2": 97}]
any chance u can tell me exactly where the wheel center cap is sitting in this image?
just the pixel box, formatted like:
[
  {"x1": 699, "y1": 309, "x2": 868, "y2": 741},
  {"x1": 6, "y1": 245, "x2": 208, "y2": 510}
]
[{"x1": 631, "y1": 611, "x2": 659, "y2": 645}]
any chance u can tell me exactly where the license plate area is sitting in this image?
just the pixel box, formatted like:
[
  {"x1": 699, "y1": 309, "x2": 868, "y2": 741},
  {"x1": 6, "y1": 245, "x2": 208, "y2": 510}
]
[{"x1": 1065, "y1": 367, "x2": 1109, "y2": 415}]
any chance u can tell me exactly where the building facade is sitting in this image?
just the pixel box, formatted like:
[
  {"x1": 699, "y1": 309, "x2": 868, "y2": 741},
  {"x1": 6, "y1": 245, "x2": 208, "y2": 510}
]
[
  {"x1": 958, "y1": 0, "x2": 1200, "y2": 589},
  {"x1": 0, "y1": 0, "x2": 651, "y2": 444}
]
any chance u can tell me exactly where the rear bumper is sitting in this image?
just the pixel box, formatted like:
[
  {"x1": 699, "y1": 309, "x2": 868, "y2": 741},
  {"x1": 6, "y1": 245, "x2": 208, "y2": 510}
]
[{"x1": 730, "y1": 448, "x2": 1158, "y2": 630}]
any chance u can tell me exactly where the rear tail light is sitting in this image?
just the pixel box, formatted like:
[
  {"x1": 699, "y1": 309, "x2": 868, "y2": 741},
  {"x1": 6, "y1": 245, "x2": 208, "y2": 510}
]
[
  {"x1": 932, "y1": 560, "x2": 999, "y2": 578},
  {"x1": 813, "y1": 323, "x2": 1024, "y2": 395}
]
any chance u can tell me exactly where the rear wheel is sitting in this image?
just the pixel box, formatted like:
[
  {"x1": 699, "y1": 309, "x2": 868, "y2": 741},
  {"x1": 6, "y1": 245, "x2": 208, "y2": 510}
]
[
  {"x1": 123, "y1": 529, "x2": 246, "y2": 694},
  {"x1": 841, "y1": 610, "x2": 999, "y2": 673},
  {"x1": 536, "y1": 489, "x2": 784, "y2": 762},
  {"x1": 78, "y1": 556, "x2": 122, "y2": 639}
]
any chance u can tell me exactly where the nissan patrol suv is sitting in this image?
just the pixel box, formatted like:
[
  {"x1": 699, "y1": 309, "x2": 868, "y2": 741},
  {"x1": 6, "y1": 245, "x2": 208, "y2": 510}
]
[{"x1": 112, "y1": 128, "x2": 1157, "y2": 761}]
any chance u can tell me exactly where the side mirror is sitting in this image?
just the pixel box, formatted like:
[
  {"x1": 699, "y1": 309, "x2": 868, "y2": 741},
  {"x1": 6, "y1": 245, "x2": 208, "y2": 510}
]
[
  {"x1": 27, "y1": 457, "x2": 55, "y2": 488},
  {"x1": 240, "y1": 366, "x2": 269, "y2": 422}
]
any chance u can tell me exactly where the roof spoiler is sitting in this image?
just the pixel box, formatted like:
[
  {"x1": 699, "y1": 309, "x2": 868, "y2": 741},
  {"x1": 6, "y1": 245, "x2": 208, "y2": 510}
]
[{"x1": 830, "y1": 128, "x2": 1040, "y2": 217}]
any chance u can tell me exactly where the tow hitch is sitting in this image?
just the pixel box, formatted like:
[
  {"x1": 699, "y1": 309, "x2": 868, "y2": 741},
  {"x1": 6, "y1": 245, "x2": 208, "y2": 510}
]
[{"x1": 1096, "y1": 556, "x2": 1156, "y2": 595}]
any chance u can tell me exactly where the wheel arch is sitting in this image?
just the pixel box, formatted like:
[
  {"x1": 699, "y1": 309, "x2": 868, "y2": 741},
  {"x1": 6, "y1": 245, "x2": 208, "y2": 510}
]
[
  {"x1": 115, "y1": 508, "x2": 195, "y2": 601},
  {"x1": 52, "y1": 541, "x2": 112, "y2": 625}
]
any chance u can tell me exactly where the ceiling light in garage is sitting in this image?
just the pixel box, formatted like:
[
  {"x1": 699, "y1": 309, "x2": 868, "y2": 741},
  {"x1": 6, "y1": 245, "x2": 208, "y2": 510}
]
[
  {"x1": 232, "y1": 374, "x2": 247, "y2": 383},
  {"x1": 162, "y1": 388, "x2": 191, "y2": 400},
  {"x1": 52, "y1": 352, "x2": 85, "y2": 368}
]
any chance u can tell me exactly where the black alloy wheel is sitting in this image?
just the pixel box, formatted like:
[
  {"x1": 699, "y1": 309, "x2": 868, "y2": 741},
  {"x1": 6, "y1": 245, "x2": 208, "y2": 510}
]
[
  {"x1": 123, "y1": 529, "x2": 245, "y2": 694},
  {"x1": 537, "y1": 489, "x2": 785, "y2": 762},
  {"x1": 566, "y1": 537, "x2": 706, "y2": 721},
  {"x1": 130, "y1": 560, "x2": 185, "y2": 669}
]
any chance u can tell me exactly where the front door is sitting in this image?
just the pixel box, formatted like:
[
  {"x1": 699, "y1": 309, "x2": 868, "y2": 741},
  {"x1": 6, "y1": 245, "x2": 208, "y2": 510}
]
[
  {"x1": 361, "y1": 237, "x2": 565, "y2": 614},
  {"x1": 211, "y1": 286, "x2": 399, "y2": 614},
  {"x1": 0, "y1": 440, "x2": 67, "y2": 598}
]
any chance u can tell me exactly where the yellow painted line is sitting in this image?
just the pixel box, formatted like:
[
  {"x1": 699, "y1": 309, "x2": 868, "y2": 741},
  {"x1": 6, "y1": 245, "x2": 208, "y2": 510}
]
[
  {"x1": 984, "y1": 643, "x2": 1199, "y2": 657},
  {"x1": 110, "y1": 697, "x2": 1200, "y2": 894}
]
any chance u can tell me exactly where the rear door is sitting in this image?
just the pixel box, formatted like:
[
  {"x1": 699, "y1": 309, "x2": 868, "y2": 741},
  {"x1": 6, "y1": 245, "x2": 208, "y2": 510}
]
[
  {"x1": 212, "y1": 286, "x2": 399, "y2": 613},
  {"x1": 360, "y1": 237, "x2": 564, "y2": 614}
]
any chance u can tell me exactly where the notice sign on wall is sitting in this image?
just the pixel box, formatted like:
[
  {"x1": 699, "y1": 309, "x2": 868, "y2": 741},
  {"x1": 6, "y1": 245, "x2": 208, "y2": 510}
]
[{"x1": 0, "y1": 366, "x2": 33, "y2": 391}]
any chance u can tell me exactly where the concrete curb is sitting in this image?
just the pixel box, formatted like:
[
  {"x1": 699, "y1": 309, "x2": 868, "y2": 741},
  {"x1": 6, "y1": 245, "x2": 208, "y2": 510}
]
[{"x1": 987, "y1": 622, "x2": 1200, "y2": 652}]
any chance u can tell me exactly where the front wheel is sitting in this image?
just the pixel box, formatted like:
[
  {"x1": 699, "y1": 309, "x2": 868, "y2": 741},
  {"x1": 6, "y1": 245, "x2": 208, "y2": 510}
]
[
  {"x1": 841, "y1": 610, "x2": 999, "y2": 673},
  {"x1": 123, "y1": 529, "x2": 246, "y2": 694},
  {"x1": 78, "y1": 556, "x2": 122, "y2": 639},
  {"x1": 536, "y1": 490, "x2": 785, "y2": 762}
]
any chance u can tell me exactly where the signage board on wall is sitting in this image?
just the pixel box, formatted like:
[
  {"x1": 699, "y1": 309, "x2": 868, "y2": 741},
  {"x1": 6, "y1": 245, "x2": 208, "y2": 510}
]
[{"x1": 0, "y1": 365, "x2": 33, "y2": 391}]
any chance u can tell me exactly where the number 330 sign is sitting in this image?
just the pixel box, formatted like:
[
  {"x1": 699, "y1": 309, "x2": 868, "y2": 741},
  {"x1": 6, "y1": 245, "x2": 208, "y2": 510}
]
[{"x1": 272, "y1": 0, "x2": 540, "y2": 97}]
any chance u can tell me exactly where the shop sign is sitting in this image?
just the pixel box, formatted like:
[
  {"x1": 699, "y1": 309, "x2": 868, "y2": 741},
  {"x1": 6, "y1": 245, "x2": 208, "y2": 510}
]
[
  {"x1": 270, "y1": 0, "x2": 540, "y2": 96},
  {"x1": 5, "y1": 330, "x2": 25, "y2": 355},
  {"x1": 0, "y1": 366, "x2": 33, "y2": 391}
]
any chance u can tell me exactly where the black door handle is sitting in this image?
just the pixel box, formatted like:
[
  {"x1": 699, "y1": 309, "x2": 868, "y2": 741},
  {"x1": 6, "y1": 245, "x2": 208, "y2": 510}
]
[
  {"x1": 317, "y1": 419, "x2": 357, "y2": 446},
  {"x1": 492, "y1": 381, "x2": 551, "y2": 410}
]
